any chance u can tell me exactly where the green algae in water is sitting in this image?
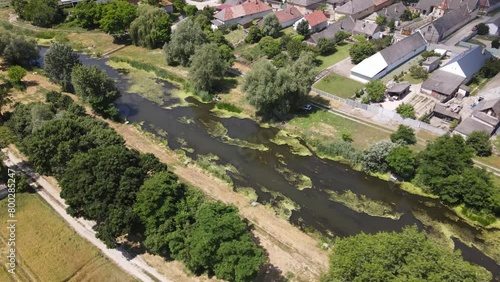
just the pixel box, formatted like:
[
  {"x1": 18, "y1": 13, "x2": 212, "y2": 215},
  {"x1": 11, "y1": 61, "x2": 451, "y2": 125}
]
[
  {"x1": 326, "y1": 190, "x2": 402, "y2": 220},
  {"x1": 274, "y1": 165, "x2": 313, "y2": 190}
]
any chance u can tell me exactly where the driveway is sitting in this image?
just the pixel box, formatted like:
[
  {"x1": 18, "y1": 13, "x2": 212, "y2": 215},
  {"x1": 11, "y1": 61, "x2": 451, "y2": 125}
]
[{"x1": 444, "y1": 16, "x2": 490, "y2": 46}]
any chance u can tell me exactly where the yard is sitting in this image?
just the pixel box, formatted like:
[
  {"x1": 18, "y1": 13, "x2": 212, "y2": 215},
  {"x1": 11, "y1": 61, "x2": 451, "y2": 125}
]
[
  {"x1": 0, "y1": 193, "x2": 133, "y2": 282},
  {"x1": 313, "y1": 74, "x2": 364, "y2": 99},
  {"x1": 315, "y1": 43, "x2": 352, "y2": 71},
  {"x1": 402, "y1": 72, "x2": 424, "y2": 84}
]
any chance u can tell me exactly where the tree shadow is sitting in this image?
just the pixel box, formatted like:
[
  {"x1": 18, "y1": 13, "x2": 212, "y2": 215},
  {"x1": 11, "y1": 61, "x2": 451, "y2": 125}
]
[
  {"x1": 23, "y1": 80, "x2": 39, "y2": 88},
  {"x1": 213, "y1": 77, "x2": 239, "y2": 94}
]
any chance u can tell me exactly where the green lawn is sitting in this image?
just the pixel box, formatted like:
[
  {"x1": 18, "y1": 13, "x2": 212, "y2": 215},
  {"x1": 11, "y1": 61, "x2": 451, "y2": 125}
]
[
  {"x1": 315, "y1": 43, "x2": 352, "y2": 71},
  {"x1": 225, "y1": 29, "x2": 247, "y2": 46},
  {"x1": 313, "y1": 74, "x2": 364, "y2": 99},
  {"x1": 402, "y1": 73, "x2": 424, "y2": 84}
]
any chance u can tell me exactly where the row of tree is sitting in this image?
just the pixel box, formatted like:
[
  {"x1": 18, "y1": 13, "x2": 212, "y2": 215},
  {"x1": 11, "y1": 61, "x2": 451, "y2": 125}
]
[
  {"x1": 0, "y1": 31, "x2": 39, "y2": 66},
  {"x1": 11, "y1": 0, "x2": 64, "y2": 27},
  {"x1": 5, "y1": 96, "x2": 266, "y2": 281},
  {"x1": 362, "y1": 125, "x2": 499, "y2": 216}
]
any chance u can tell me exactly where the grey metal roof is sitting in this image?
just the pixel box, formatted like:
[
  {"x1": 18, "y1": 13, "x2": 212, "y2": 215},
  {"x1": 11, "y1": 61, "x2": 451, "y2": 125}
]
[
  {"x1": 379, "y1": 32, "x2": 427, "y2": 65},
  {"x1": 335, "y1": 0, "x2": 375, "y2": 15},
  {"x1": 422, "y1": 70, "x2": 465, "y2": 95},
  {"x1": 310, "y1": 17, "x2": 355, "y2": 43},
  {"x1": 387, "y1": 82, "x2": 410, "y2": 93},
  {"x1": 475, "y1": 98, "x2": 500, "y2": 117},
  {"x1": 433, "y1": 103, "x2": 461, "y2": 119},
  {"x1": 473, "y1": 111, "x2": 499, "y2": 126},
  {"x1": 416, "y1": 0, "x2": 479, "y2": 12},
  {"x1": 455, "y1": 116, "x2": 495, "y2": 135}
]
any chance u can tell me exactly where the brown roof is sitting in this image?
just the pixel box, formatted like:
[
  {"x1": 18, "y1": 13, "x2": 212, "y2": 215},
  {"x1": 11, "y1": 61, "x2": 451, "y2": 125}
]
[
  {"x1": 214, "y1": 0, "x2": 272, "y2": 21},
  {"x1": 372, "y1": 0, "x2": 393, "y2": 6},
  {"x1": 303, "y1": 10, "x2": 328, "y2": 27},
  {"x1": 275, "y1": 7, "x2": 303, "y2": 24}
]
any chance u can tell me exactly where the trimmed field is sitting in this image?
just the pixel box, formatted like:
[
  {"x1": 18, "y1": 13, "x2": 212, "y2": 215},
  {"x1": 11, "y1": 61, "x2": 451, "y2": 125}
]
[
  {"x1": 285, "y1": 110, "x2": 390, "y2": 149},
  {"x1": 313, "y1": 74, "x2": 364, "y2": 99},
  {"x1": 315, "y1": 43, "x2": 352, "y2": 71},
  {"x1": 0, "y1": 193, "x2": 134, "y2": 282}
]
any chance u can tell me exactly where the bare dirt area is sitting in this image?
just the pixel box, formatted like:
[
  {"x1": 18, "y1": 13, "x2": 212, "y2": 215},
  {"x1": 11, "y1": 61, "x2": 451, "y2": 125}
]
[{"x1": 9, "y1": 72, "x2": 329, "y2": 281}]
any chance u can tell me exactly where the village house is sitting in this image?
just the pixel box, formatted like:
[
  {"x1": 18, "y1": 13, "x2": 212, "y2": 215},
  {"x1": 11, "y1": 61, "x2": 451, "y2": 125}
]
[
  {"x1": 422, "y1": 56, "x2": 441, "y2": 72},
  {"x1": 421, "y1": 45, "x2": 491, "y2": 101},
  {"x1": 160, "y1": 0, "x2": 174, "y2": 13},
  {"x1": 308, "y1": 16, "x2": 356, "y2": 45},
  {"x1": 294, "y1": 10, "x2": 329, "y2": 33},
  {"x1": 287, "y1": 0, "x2": 324, "y2": 14},
  {"x1": 352, "y1": 21, "x2": 382, "y2": 39},
  {"x1": 414, "y1": 0, "x2": 479, "y2": 16},
  {"x1": 274, "y1": 7, "x2": 303, "y2": 28},
  {"x1": 334, "y1": 0, "x2": 394, "y2": 20},
  {"x1": 455, "y1": 98, "x2": 500, "y2": 136},
  {"x1": 350, "y1": 32, "x2": 427, "y2": 83},
  {"x1": 366, "y1": 2, "x2": 408, "y2": 24},
  {"x1": 212, "y1": 0, "x2": 272, "y2": 28},
  {"x1": 418, "y1": 5, "x2": 475, "y2": 43},
  {"x1": 479, "y1": 0, "x2": 500, "y2": 13},
  {"x1": 386, "y1": 82, "x2": 411, "y2": 100}
]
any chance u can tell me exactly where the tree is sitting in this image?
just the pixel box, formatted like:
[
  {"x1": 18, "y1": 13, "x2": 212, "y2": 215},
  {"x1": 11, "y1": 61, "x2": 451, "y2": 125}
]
[
  {"x1": 466, "y1": 131, "x2": 492, "y2": 157},
  {"x1": 189, "y1": 44, "x2": 228, "y2": 92},
  {"x1": 183, "y1": 4, "x2": 198, "y2": 16},
  {"x1": 73, "y1": 0, "x2": 101, "y2": 29},
  {"x1": 475, "y1": 23, "x2": 489, "y2": 35},
  {"x1": 375, "y1": 15, "x2": 387, "y2": 26},
  {"x1": 387, "y1": 18, "x2": 395, "y2": 32},
  {"x1": 258, "y1": 36, "x2": 281, "y2": 58},
  {"x1": 10, "y1": 0, "x2": 28, "y2": 19},
  {"x1": 395, "y1": 103, "x2": 416, "y2": 119},
  {"x1": 24, "y1": 0, "x2": 63, "y2": 27},
  {"x1": 218, "y1": 44, "x2": 235, "y2": 66},
  {"x1": 0, "y1": 87, "x2": 11, "y2": 118},
  {"x1": 7, "y1": 66, "x2": 27, "y2": 85},
  {"x1": 242, "y1": 52, "x2": 316, "y2": 118},
  {"x1": 245, "y1": 26, "x2": 263, "y2": 44},
  {"x1": 349, "y1": 41, "x2": 375, "y2": 64},
  {"x1": 71, "y1": 65, "x2": 121, "y2": 119},
  {"x1": 334, "y1": 31, "x2": 350, "y2": 44},
  {"x1": 387, "y1": 146, "x2": 416, "y2": 180},
  {"x1": 322, "y1": 226, "x2": 492, "y2": 282},
  {"x1": 362, "y1": 140, "x2": 397, "y2": 173},
  {"x1": 363, "y1": 80, "x2": 386, "y2": 103},
  {"x1": 172, "y1": 0, "x2": 186, "y2": 12},
  {"x1": 317, "y1": 38, "x2": 337, "y2": 56},
  {"x1": 478, "y1": 58, "x2": 500, "y2": 78},
  {"x1": 262, "y1": 13, "x2": 281, "y2": 38},
  {"x1": 163, "y1": 18, "x2": 207, "y2": 66},
  {"x1": 296, "y1": 20, "x2": 309, "y2": 36},
  {"x1": 186, "y1": 202, "x2": 266, "y2": 281},
  {"x1": 415, "y1": 134, "x2": 474, "y2": 188},
  {"x1": 372, "y1": 35, "x2": 393, "y2": 51},
  {"x1": 492, "y1": 39, "x2": 500, "y2": 49},
  {"x1": 286, "y1": 37, "x2": 307, "y2": 59},
  {"x1": 130, "y1": 5, "x2": 172, "y2": 49},
  {"x1": 99, "y1": 0, "x2": 137, "y2": 35},
  {"x1": 409, "y1": 65, "x2": 428, "y2": 80},
  {"x1": 44, "y1": 43, "x2": 81, "y2": 92},
  {"x1": 141, "y1": 0, "x2": 159, "y2": 5},
  {"x1": 401, "y1": 9, "x2": 413, "y2": 21},
  {"x1": 390, "y1": 125, "x2": 417, "y2": 145},
  {"x1": 0, "y1": 33, "x2": 39, "y2": 66}
]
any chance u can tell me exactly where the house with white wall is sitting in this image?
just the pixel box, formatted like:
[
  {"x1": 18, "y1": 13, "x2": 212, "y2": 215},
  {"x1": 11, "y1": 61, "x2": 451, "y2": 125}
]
[
  {"x1": 212, "y1": 0, "x2": 272, "y2": 27},
  {"x1": 294, "y1": 10, "x2": 329, "y2": 33},
  {"x1": 350, "y1": 32, "x2": 427, "y2": 83}
]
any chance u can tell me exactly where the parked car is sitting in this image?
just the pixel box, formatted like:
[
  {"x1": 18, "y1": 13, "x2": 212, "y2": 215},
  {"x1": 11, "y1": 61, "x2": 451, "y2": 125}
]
[{"x1": 303, "y1": 104, "x2": 312, "y2": 111}]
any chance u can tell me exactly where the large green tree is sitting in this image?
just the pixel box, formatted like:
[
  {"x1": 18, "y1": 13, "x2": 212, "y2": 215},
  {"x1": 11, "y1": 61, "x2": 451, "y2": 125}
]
[
  {"x1": 395, "y1": 103, "x2": 416, "y2": 119},
  {"x1": 242, "y1": 52, "x2": 316, "y2": 118},
  {"x1": 130, "y1": 5, "x2": 172, "y2": 49},
  {"x1": 363, "y1": 80, "x2": 386, "y2": 103},
  {"x1": 44, "y1": 43, "x2": 81, "y2": 92},
  {"x1": 0, "y1": 32, "x2": 39, "y2": 66},
  {"x1": 163, "y1": 18, "x2": 207, "y2": 66},
  {"x1": 362, "y1": 140, "x2": 397, "y2": 173},
  {"x1": 322, "y1": 226, "x2": 492, "y2": 282},
  {"x1": 466, "y1": 131, "x2": 492, "y2": 157},
  {"x1": 73, "y1": 0, "x2": 102, "y2": 29},
  {"x1": 98, "y1": 0, "x2": 138, "y2": 35},
  {"x1": 386, "y1": 146, "x2": 416, "y2": 180},
  {"x1": 390, "y1": 125, "x2": 416, "y2": 145},
  {"x1": 188, "y1": 43, "x2": 228, "y2": 92},
  {"x1": 296, "y1": 20, "x2": 309, "y2": 36},
  {"x1": 350, "y1": 40, "x2": 375, "y2": 64},
  {"x1": 23, "y1": 0, "x2": 63, "y2": 27},
  {"x1": 71, "y1": 65, "x2": 121, "y2": 119},
  {"x1": 262, "y1": 13, "x2": 281, "y2": 38}
]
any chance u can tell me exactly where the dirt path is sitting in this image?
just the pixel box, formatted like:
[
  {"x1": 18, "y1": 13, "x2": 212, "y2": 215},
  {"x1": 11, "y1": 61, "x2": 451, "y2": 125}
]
[{"x1": 2, "y1": 148, "x2": 172, "y2": 282}]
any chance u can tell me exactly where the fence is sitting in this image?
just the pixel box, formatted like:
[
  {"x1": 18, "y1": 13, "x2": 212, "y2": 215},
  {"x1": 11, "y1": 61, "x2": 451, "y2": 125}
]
[{"x1": 311, "y1": 88, "x2": 448, "y2": 136}]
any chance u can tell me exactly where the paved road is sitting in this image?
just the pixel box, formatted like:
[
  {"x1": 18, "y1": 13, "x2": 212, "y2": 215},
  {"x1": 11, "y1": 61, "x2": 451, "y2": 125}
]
[
  {"x1": 444, "y1": 16, "x2": 490, "y2": 46},
  {"x1": 1, "y1": 149, "x2": 172, "y2": 282}
]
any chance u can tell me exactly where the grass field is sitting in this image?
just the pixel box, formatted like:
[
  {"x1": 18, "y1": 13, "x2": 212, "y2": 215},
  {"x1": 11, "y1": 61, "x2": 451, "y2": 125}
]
[
  {"x1": 313, "y1": 74, "x2": 364, "y2": 99},
  {"x1": 315, "y1": 43, "x2": 352, "y2": 71},
  {"x1": 402, "y1": 73, "x2": 424, "y2": 84},
  {"x1": 285, "y1": 110, "x2": 390, "y2": 149},
  {"x1": 0, "y1": 193, "x2": 134, "y2": 282}
]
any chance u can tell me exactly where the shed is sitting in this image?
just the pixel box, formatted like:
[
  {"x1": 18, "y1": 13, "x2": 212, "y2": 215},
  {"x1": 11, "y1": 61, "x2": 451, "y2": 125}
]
[{"x1": 386, "y1": 82, "x2": 411, "y2": 99}]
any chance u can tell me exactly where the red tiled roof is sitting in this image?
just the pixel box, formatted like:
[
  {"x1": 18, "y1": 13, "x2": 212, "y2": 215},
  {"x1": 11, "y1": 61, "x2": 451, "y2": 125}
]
[
  {"x1": 303, "y1": 10, "x2": 328, "y2": 27},
  {"x1": 217, "y1": 4, "x2": 233, "y2": 10},
  {"x1": 215, "y1": 0, "x2": 272, "y2": 21},
  {"x1": 274, "y1": 7, "x2": 302, "y2": 24}
]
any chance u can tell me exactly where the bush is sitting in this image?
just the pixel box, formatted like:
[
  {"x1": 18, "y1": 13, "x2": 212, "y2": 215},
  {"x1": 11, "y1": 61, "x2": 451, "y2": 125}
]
[
  {"x1": 409, "y1": 65, "x2": 428, "y2": 80},
  {"x1": 466, "y1": 131, "x2": 492, "y2": 157},
  {"x1": 311, "y1": 139, "x2": 362, "y2": 165},
  {"x1": 362, "y1": 140, "x2": 398, "y2": 173},
  {"x1": 475, "y1": 23, "x2": 489, "y2": 35},
  {"x1": 215, "y1": 102, "x2": 242, "y2": 113},
  {"x1": 390, "y1": 125, "x2": 416, "y2": 145},
  {"x1": 492, "y1": 39, "x2": 500, "y2": 49},
  {"x1": 395, "y1": 103, "x2": 416, "y2": 119}
]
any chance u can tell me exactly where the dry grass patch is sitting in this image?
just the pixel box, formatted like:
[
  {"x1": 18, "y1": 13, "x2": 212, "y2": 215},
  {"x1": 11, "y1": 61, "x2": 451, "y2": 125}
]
[
  {"x1": 0, "y1": 193, "x2": 133, "y2": 282},
  {"x1": 66, "y1": 32, "x2": 117, "y2": 54}
]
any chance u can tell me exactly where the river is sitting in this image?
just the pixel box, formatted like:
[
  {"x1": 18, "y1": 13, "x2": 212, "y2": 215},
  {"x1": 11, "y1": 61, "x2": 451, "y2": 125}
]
[{"x1": 39, "y1": 49, "x2": 500, "y2": 279}]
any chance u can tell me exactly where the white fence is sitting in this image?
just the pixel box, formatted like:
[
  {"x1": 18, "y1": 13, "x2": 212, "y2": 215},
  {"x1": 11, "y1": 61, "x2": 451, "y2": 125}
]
[{"x1": 311, "y1": 88, "x2": 448, "y2": 136}]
